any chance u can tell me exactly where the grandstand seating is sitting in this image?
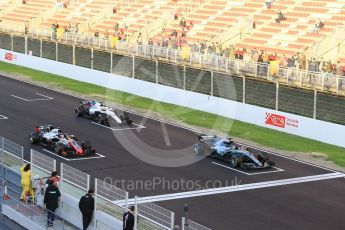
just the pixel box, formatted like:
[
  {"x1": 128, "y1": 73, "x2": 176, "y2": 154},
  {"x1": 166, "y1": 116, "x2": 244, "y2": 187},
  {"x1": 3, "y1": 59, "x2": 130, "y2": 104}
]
[{"x1": 0, "y1": 0, "x2": 345, "y2": 62}]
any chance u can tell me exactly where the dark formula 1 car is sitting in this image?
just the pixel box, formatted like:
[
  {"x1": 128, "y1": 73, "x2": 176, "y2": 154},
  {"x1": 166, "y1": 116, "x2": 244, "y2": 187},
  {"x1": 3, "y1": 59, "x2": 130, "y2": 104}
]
[
  {"x1": 75, "y1": 100, "x2": 132, "y2": 126},
  {"x1": 29, "y1": 125, "x2": 96, "y2": 157},
  {"x1": 194, "y1": 134, "x2": 275, "y2": 169}
]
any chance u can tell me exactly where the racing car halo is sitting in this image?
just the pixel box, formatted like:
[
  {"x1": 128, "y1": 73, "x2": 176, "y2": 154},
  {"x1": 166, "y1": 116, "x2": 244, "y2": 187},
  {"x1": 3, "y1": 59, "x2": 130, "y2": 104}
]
[
  {"x1": 194, "y1": 134, "x2": 275, "y2": 169},
  {"x1": 75, "y1": 100, "x2": 132, "y2": 126},
  {"x1": 29, "y1": 125, "x2": 96, "y2": 157}
]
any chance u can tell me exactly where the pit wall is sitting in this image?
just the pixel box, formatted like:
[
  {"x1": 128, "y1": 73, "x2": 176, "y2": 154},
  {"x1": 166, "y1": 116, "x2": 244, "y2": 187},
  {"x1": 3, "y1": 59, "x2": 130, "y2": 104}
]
[{"x1": 1, "y1": 48, "x2": 344, "y2": 148}]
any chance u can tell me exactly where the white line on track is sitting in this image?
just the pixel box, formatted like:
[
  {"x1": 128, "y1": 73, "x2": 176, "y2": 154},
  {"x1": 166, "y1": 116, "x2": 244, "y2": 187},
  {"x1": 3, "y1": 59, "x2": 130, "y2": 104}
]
[
  {"x1": 11, "y1": 93, "x2": 54, "y2": 101},
  {"x1": 0, "y1": 114, "x2": 8, "y2": 119},
  {"x1": 42, "y1": 149, "x2": 105, "y2": 161},
  {"x1": 91, "y1": 122, "x2": 145, "y2": 131},
  {"x1": 113, "y1": 172, "x2": 345, "y2": 205},
  {"x1": 211, "y1": 162, "x2": 284, "y2": 175}
]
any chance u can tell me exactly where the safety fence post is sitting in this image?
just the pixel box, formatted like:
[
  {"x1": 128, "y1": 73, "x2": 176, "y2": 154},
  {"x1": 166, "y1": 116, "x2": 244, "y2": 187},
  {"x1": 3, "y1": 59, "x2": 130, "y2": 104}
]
[
  {"x1": 276, "y1": 82, "x2": 279, "y2": 111},
  {"x1": 134, "y1": 196, "x2": 138, "y2": 230},
  {"x1": 313, "y1": 90, "x2": 317, "y2": 119}
]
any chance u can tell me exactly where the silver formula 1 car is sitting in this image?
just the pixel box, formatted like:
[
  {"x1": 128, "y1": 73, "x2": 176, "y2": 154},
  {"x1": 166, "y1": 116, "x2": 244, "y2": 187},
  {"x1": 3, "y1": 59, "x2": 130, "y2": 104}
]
[
  {"x1": 194, "y1": 134, "x2": 275, "y2": 169},
  {"x1": 75, "y1": 100, "x2": 132, "y2": 126}
]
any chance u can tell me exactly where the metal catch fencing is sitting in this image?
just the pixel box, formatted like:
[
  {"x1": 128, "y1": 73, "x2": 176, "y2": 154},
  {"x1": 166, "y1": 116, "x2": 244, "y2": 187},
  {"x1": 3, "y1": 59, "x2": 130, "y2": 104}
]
[
  {"x1": 30, "y1": 149, "x2": 56, "y2": 179},
  {"x1": 0, "y1": 136, "x2": 23, "y2": 175},
  {"x1": 181, "y1": 217, "x2": 212, "y2": 230},
  {"x1": 136, "y1": 198, "x2": 175, "y2": 230},
  {"x1": 95, "y1": 178, "x2": 128, "y2": 226},
  {"x1": 60, "y1": 163, "x2": 90, "y2": 198}
]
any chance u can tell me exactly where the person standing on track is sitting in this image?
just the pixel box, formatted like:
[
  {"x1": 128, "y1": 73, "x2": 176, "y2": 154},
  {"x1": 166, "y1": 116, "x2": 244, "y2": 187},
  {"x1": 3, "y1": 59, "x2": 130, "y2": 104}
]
[
  {"x1": 79, "y1": 189, "x2": 95, "y2": 230},
  {"x1": 44, "y1": 180, "x2": 61, "y2": 227},
  {"x1": 123, "y1": 206, "x2": 135, "y2": 230}
]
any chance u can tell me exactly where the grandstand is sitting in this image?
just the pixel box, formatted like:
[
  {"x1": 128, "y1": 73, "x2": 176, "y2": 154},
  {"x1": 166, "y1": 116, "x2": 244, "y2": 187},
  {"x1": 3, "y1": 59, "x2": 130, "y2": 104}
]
[
  {"x1": 1, "y1": 0, "x2": 345, "y2": 80},
  {"x1": 1, "y1": 0, "x2": 345, "y2": 55}
]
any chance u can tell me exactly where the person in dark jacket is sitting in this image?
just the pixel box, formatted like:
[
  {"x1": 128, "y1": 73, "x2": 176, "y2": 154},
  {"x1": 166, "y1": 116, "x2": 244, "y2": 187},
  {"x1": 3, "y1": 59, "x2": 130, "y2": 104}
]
[
  {"x1": 79, "y1": 189, "x2": 95, "y2": 230},
  {"x1": 123, "y1": 206, "x2": 135, "y2": 230},
  {"x1": 44, "y1": 180, "x2": 61, "y2": 227}
]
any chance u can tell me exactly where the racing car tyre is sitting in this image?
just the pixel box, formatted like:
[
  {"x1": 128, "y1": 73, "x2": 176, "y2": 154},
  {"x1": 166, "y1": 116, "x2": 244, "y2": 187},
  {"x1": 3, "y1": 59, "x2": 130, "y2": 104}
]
[
  {"x1": 75, "y1": 107, "x2": 84, "y2": 117},
  {"x1": 54, "y1": 143, "x2": 65, "y2": 155},
  {"x1": 256, "y1": 152, "x2": 269, "y2": 163},
  {"x1": 29, "y1": 133, "x2": 40, "y2": 144},
  {"x1": 97, "y1": 114, "x2": 107, "y2": 125},
  {"x1": 230, "y1": 155, "x2": 243, "y2": 168}
]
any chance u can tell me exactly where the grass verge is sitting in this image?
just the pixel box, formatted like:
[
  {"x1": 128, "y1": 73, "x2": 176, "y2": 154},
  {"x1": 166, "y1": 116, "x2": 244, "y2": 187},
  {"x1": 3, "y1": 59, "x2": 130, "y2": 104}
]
[{"x1": 1, "y1": 61, "x2": 345, "y2": 167}]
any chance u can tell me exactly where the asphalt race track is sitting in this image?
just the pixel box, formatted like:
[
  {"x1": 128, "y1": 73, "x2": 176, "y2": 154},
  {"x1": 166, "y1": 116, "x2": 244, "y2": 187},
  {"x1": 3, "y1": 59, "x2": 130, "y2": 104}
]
[{"x1": 0, "y1": 76, "x2": 345, "y2": 230}]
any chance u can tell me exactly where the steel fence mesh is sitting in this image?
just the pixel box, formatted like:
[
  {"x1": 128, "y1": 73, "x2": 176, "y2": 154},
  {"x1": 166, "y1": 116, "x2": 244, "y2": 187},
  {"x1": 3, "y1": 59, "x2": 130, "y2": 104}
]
[
  {"x1": 138, "y1": 202, "x2": 172, "y2": 229},
  {"x1": 12, "y1": 36, "x2": 25, "y2": 53},
  {"x1": 158, "y1": 63, "x2": 184, "y2": 89},
  {"x1": 316, "y1": 92, "x2": 345, "y2": 124},
  {"x1": 42, "y1": 40, "x2": 56, "y2": 60},
  {"x1": 112, "y1": 54, "x2": 133, "y2": 77},
  {"x1": 57, "y1": 43, "x2": 73, "y2": 64},
  {"x1": 245, "y1": 79, "x2": 276, "y2": 109},
  {"x1": 62, "y1": 163, "x2": 88, "y2": 190},
  {"x1": 0, "y1": 33, "x2": 11, "y2": 50},
  {"x1": 27, "y1": 38, "x2": 40, "y2": 57},
  {"x1": 1, "y1": 137, "x2": 23, "y2": 171},
  {"x1": 278, "y1": 85, "x2": 314, "y2": 117},
  {"x1": 96, "y1": 179, "x2": 127, "y2": 202},
  {"x1": 213, "y1": 72, "x2": 243, "y2": 101},
  {"x1": 93, "y1": 50, "x2": 111, "y2": 72},
  {"x1": 2, "y1": 138, "x2": 22, "y2": 158},
  {"x1": 134, "y1": 58, "x2": 157, "y2": 83},
  {"x1": 185, "y1": 68, "x2": 212, "y2": 95},
  {"x1": 31, "y1": 149, "x2": 55, "y2": 178},
  {"x1": 75, "y1": 46, "x2": 91, "y2": 68},
  {"x1": 184, "y1": 219, "x2": 212, "y2": 230}
]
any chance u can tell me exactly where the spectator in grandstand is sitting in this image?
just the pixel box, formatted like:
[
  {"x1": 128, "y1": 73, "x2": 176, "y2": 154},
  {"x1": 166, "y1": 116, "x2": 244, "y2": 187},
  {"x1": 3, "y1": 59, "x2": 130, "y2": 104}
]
[
  {"x1": 265, "y1": 0, "x2": 272, "y2": 9},
  {"x1": 24, "y1": 21, "x2": 29, "y2": 35},
  {"x1": 75, "y1": 23, "x2": 79, "y2": 34},
  {"x1": 313, "y1": 19, "x2": 324, "y2": 34},
  {"x1": 336, "y1": 61, "x2": 343, "y2": 76},
  {"x1": 123, "y1": 206, "x2": 135, "y2": 230},
  {"x1": 20, "y1": 163, "x2": 34, "y2": 203},
  {"x1": 180, "y1": 17, "x2": 187, "y2": 28},
  {"x1": 275, "y1": 10, "x2": 286, "y2": 23},
  {"x1": 79, "y1": 189, "x2": 95, "y2": 230},
  {"x1": 171, "y1": 29, "x2": 178, "y2": 38},
  {"x1": 94, "y1": 31, "x2": 99, "y2": 38},
  {"x1": 105, "y1": 29, "x2": 109, "y2": 39},
  {"x1": 114, "y1": 22, "x2": 119, "y2": 36},
  {"x1": 137, "y1": 32, "x2": 143, "y2": 45},
  {"x1": 280, "y1": 55, "x2": 288, "y2": 67},
  {"x1": 22, "y1": 0, "x2": 26, "y2": 4},
  {"x1": 299, "y1": 53, "x2": 306, "y2": 70},
  {"x1": 148, "y1": 38, "x2": 154, "y2": 46},
  {"x1": 174, "y1": 13, "x2": 178, "y2": 20},
  {"x1": 44, "y1": 180, "x2": 61, "y2": 227},
  {"x1": 113, "y1": 7, "x2": 117, "y2": 14}
]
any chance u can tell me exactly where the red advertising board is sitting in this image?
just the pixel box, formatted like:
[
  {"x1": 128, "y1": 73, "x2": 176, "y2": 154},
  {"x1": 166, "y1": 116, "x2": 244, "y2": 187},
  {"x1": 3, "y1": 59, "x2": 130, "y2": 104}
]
[
  {"x1": 4, "y1": 52, "x2": 13, "y2": 61},
  {"x1": 265, "y1": 112, "x2": 286, "y2": 128}
]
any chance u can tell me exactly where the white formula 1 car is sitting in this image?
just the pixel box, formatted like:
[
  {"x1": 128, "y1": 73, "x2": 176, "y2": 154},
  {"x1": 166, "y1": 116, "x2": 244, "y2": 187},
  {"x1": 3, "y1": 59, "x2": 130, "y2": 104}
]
[{"x1": 75, "y1": 100, "x2": 133, "y2": 126}]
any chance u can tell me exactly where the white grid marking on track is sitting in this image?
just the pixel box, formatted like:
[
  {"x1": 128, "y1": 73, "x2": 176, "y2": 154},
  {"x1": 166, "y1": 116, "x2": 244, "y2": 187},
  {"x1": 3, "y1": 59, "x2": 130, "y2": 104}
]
[
  {"x1": 211, "y1": 161, "x2": 285, "y2": 176},
  {"x1": 42, "y1": 149, "x2": 105, "y2": 161},
  {"x1": 211, "y1": 162, "x2": 285, "y2": 175},
  {"x1": 91, "y1": 121, "x2": 146, "y2": 131},
  {"x1": 0, "y1": 114, "x2": 8, "y2": 119},
  {"x1": 11, "y1": 93, "x2": 54, "y2": 101}
]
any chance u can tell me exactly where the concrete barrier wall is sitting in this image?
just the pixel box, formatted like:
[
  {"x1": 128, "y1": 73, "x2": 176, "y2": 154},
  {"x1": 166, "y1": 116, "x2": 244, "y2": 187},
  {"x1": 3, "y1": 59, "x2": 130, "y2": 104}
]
[{"x1": 1, "y1": 49, "x2": 345, "y2": 148}]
